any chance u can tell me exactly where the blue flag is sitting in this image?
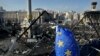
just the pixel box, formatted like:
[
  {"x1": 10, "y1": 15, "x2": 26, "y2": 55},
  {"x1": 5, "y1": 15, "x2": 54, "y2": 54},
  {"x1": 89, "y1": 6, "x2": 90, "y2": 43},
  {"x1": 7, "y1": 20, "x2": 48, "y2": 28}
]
[{"x1": 55, "y1": 25, "x2": 80, "y2": 56}]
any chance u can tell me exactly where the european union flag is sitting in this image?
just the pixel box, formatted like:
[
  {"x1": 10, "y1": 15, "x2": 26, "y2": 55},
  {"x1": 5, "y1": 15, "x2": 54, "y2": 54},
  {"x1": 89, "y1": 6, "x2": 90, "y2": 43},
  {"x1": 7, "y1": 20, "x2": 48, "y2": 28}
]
[{"x1": 55, "y1": 25, "x2": 80, "y2": 56}]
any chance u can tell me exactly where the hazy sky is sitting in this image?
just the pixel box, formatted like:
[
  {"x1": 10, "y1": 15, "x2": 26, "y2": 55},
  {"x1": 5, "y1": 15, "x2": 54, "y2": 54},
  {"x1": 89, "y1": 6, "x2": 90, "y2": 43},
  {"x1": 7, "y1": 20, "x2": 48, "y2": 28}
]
[{"x1": 0, "y1": 0, "x2": 100, "y2": 12}]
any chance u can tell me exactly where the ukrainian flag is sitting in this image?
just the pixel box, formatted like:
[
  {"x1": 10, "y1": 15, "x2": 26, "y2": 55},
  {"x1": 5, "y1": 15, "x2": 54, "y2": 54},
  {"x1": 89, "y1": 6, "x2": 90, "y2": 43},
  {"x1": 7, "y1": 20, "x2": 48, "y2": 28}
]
[{"x1": 55, "y1": 25, "x2": 80, "y2": 56}]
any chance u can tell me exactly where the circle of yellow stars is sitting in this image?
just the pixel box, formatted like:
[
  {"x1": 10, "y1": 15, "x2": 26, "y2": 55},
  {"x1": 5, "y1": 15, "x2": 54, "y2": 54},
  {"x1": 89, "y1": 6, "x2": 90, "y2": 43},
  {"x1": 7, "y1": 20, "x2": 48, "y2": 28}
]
[
  {"x1": 57, "y1": 40, "x2": 72, "y2": 56},
  {"x1": 65, "y1": 49, "x2": 72, "y2": 56},
  {"x1": 57, "y1": 40, "x2": 64, "y2": 47},
  {"x1": 56, "y1": 31, "x2": 72, "y2": 56}
]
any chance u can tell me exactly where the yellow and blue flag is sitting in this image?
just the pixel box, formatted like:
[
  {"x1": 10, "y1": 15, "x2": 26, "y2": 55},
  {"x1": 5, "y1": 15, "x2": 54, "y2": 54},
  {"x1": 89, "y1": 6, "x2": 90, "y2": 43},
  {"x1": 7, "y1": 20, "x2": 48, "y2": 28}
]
[{"x1": 55, "y1": 25, "x2": 80, "y2": 56}]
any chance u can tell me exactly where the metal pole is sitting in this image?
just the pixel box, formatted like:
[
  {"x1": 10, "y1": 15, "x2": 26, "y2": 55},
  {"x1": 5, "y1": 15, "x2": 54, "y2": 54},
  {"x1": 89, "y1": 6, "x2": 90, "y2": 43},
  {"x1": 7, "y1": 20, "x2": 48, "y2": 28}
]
[
  {"x1": 27, "y1": 0, "x2": 33, "y2": 38},
  {"x1": 27, "y1": 0, "x2": 32, "y2": 21}
]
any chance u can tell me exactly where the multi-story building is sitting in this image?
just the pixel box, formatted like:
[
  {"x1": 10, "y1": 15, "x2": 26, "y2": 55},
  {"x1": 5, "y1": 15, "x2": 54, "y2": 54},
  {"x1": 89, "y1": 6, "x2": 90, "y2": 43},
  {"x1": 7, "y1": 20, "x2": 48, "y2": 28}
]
[
  {"x1": 0, "y1": 6, "x2": 5, "y2": 12},
  {"x1": 0, "y1": 11, "x2": 40, "y2": 23}
]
